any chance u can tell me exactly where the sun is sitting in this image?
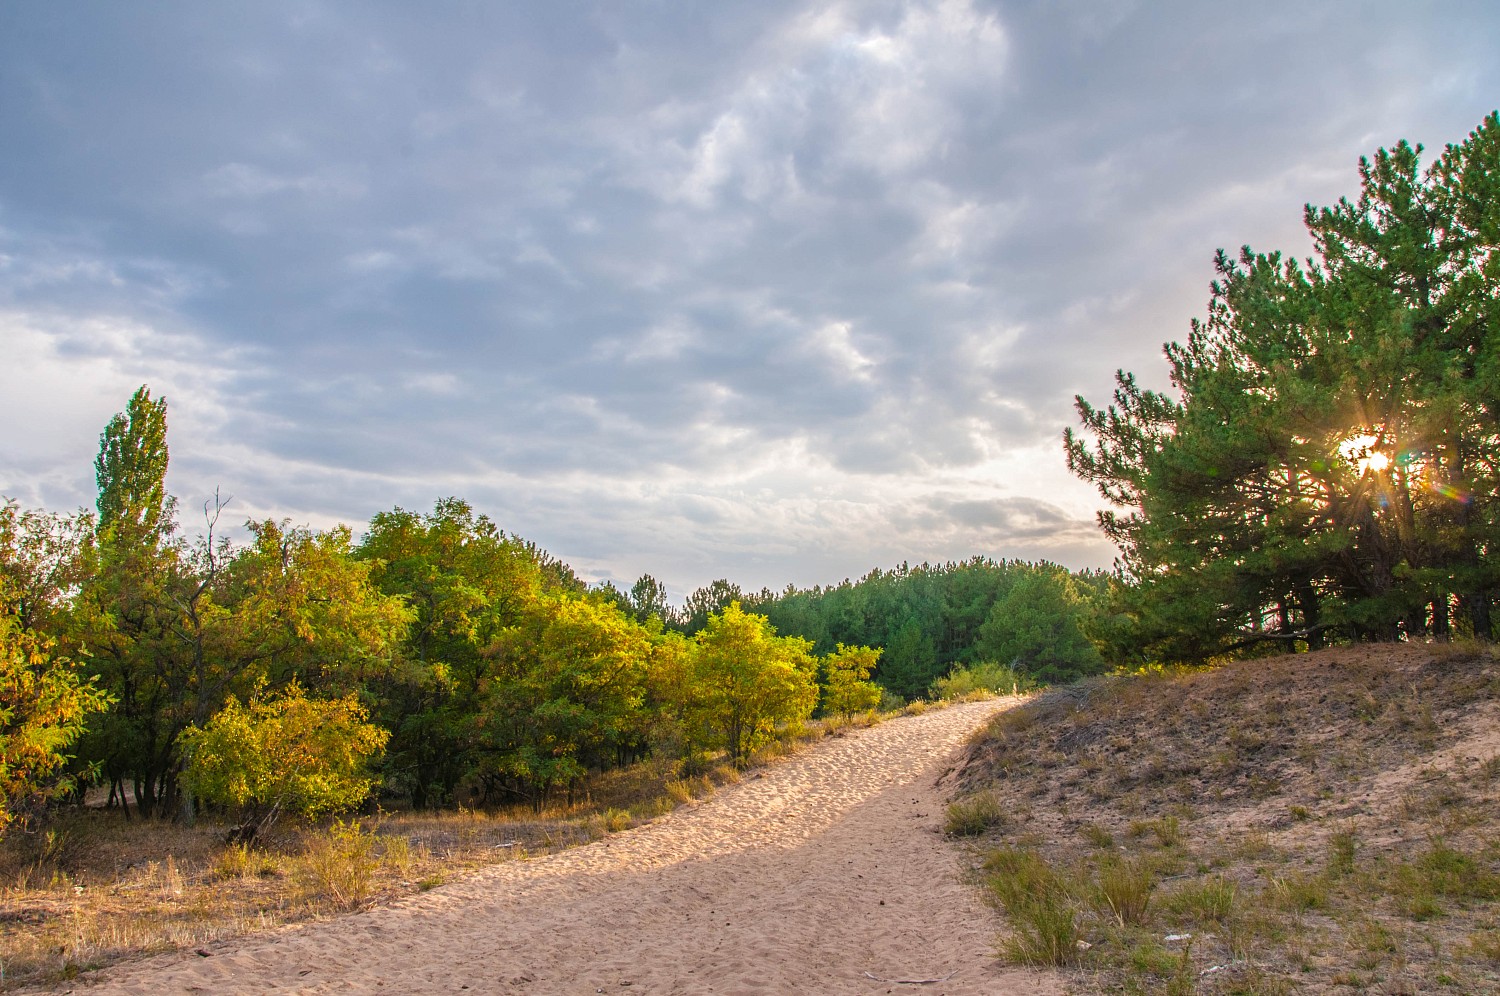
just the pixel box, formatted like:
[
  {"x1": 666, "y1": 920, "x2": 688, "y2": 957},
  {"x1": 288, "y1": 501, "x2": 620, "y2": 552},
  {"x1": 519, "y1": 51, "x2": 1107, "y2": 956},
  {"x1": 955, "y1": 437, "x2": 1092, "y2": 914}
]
[{"x1": 1339, "y1": 432, "x2": 1391, "y2": 476}]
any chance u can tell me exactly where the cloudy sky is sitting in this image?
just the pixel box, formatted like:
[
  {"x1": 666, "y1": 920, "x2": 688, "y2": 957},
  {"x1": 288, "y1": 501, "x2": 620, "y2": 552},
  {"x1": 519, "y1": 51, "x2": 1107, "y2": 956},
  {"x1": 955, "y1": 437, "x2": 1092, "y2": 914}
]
[{"x1": 1, "y1": 2, "x2": 1495, "y2": 600}]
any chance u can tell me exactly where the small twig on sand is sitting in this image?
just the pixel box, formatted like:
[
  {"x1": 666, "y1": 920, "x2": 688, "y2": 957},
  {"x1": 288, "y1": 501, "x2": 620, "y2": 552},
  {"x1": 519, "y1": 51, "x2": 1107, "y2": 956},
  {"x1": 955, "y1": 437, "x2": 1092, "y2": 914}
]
[{"x1": 862, "y1": 971, "x2": 956, "y2": 985}]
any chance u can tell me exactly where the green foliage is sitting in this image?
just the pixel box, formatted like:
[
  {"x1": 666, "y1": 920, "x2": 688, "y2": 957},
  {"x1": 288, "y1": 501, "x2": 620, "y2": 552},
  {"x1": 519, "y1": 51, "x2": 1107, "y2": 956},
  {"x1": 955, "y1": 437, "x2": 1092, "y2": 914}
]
[
  {"x1": 7, "y1": 383, "x2": 1122, "y2": 838},
  {"x1": 179, "y1": 683, "x2": 389, "y2": 838},
  {"x1": 1069, "y1": 112, "x2": 1500, "y2": 657},
  {"x1": 0, "y1": 609, "x2": 111, "y2": 836},
  {"x1": 356, "y1": 498, "x2": 589, "y2": 807},
  {"x1": 751, "y1": 559, "x2": 1112, "y2": 697},
  {"x1": 94, "y1": 385, "x2": 173, "y2": 541},
  {"x1": 628, "y1": 574, "x2": 675, "y2": 627},
  {"x1": 930, "y1": 660, "x2": 1035, "y2": 700},
  {"x1": 479, "y1": 593, "x2": 654, "y2": 807},
  {"x1": 680, "y1": 578, "x2": 743, "y2": 635},
  {"x1": 976, "y1": 568, "x2": 1105, "y2": 683},
  {"x1": 79, "y1": 503, "x2": 411, "y2": 819},
  {"x1": 677, "y1": 602, "x2": 818, "y2": 765},
  {"x1": 879, "y1": 616, "x2": 940, "y2": 699},
  {"x1": 818, "y1": 643, "x2": 882, "y2": 717},
  {"x1": 0, "y1": 500, "x2": 95, "y2": 635}
]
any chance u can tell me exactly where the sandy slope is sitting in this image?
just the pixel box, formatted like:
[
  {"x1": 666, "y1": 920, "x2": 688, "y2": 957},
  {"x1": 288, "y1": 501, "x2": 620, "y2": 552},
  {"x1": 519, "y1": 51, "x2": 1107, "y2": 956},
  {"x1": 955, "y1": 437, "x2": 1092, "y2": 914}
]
[{"x1": 69, "y1": 699, "x2": 1061, "y2": 995}]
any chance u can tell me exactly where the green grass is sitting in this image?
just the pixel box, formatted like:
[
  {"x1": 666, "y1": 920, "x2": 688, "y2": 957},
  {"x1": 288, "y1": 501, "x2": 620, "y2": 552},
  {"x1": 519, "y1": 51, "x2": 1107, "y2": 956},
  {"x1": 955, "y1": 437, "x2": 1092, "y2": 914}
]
[
  {"x1": 1095, "y1": 855, "x2": 1156, "y2": 926},
  {"x1": 982, "y1": 847, "x2": 1084, "y2": 966},
  {"x1": 945, "y1": 790, "x2": 1005, "y2": 836},
  {"x1": 1159, "y1": 874, "x2": 1238, "y2": 923}
]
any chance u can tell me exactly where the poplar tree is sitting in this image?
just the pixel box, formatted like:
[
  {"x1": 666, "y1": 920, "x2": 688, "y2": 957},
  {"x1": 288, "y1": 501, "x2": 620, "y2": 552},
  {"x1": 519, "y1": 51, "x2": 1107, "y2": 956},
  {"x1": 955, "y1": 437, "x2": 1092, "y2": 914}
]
[{"x1": 94, "y1": 386, "x2": 173, "y2": 542}]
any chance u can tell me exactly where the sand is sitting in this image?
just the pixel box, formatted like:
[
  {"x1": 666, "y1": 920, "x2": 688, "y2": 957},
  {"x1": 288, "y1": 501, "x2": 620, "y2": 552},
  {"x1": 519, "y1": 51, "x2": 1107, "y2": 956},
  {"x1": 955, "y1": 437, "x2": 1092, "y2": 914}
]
[{"x1": 70, "y1": 699, "x2": 1062, "y2": 995}]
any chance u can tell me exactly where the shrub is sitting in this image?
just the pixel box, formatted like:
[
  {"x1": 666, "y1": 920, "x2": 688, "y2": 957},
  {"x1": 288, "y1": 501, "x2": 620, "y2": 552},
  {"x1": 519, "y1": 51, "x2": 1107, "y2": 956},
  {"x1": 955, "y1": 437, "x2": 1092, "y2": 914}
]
[
  {"x1": 930, "y1": 661, "x2": 1035, "y2": 701},
  {"x1": 820, "y1": 644, "x2": 883, "y2": 717},
  {"x1": 0, "y1": 610, "x2": 111, "y2": 837},
  {"x1": 179, "y1": 682, "x2": 389, "y2": 841},
  {"x1": 681, "y1": 603, "x2": 819, "y2": 766}
]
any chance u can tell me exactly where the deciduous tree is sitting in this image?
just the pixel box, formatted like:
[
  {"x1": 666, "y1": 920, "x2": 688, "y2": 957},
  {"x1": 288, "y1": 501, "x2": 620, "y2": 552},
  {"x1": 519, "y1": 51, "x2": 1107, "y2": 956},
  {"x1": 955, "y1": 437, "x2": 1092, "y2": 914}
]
[
  {"x1": 178, "y1": 682, "x2": 388, "y2": 842},
  {"x1": 681, "y1": 602, "x2": 817, "y2": 765},
  {"x1": 819, "y1": 643, "x2": 882, "y2": 717},
  {"x1": 0, "y1": 595, "x2": 110, "y2": 836}
]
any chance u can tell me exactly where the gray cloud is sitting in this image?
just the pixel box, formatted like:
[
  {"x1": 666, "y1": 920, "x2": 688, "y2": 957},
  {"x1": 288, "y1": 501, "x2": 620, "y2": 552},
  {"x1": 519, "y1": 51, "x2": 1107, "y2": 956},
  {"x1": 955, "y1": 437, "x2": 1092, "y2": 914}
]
[{"x1": 2, "y1": 0, "x2": 1496, "y2": 597}]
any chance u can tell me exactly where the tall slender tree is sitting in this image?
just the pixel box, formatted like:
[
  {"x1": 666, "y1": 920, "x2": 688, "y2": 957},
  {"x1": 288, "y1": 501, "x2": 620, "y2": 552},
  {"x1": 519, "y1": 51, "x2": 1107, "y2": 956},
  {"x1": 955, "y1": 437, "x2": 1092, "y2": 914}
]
[{"x1": 94, "y1": 386, "x2": 173, "y2": 543}]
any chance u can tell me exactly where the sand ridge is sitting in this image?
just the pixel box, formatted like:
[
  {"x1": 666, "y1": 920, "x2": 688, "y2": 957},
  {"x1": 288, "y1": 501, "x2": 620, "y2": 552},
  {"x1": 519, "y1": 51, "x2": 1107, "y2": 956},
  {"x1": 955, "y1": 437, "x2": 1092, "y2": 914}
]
[{"x1": 69, "y1": 699, "x2": 1061, "y2": 995}]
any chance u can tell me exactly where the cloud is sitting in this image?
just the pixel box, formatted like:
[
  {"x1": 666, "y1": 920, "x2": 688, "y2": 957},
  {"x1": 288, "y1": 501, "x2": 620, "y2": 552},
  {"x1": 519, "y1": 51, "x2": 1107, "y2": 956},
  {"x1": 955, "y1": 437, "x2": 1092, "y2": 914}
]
[
  {"x1": 0, "y1": 309, "x2": 260, "y2": 515},
  {"x1": 1, "y1": 0, "x2": 1497, "y2": 597},
  {"x1": 202, "y1": 162, "x2": 369, "y2": 201}
]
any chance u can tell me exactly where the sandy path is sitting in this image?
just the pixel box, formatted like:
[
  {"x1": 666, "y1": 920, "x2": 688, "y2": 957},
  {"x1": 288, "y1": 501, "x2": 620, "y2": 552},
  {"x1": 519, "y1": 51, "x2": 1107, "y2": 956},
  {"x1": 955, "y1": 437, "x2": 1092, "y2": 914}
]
[{"x1": 73, "y1": 700, "x2": 1061, "y2": 995}]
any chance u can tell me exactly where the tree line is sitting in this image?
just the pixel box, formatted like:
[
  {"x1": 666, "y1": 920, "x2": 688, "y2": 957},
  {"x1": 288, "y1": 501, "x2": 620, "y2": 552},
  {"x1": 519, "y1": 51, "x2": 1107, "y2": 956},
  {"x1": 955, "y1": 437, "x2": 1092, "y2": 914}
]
[
  {"x1": 0, "y1": 389, "x2": 1105, "y2": 835},
  {"x1": 608, "y1": 560, "x2": 1111, "y2": 698}
]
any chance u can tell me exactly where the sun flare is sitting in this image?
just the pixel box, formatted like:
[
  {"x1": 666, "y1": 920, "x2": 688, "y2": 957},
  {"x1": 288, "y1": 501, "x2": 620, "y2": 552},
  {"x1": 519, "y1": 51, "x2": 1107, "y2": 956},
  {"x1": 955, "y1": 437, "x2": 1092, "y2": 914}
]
[{"x1": 1339, "y1": 432, "x2": 1390, "y2": 476}]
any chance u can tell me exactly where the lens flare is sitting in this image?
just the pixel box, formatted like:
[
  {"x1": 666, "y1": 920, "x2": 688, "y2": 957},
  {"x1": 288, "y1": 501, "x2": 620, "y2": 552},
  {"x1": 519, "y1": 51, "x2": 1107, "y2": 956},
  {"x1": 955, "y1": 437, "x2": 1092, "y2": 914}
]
[{"x1": 1431, "y1": 482, "x2": 1472, "y2": 503}]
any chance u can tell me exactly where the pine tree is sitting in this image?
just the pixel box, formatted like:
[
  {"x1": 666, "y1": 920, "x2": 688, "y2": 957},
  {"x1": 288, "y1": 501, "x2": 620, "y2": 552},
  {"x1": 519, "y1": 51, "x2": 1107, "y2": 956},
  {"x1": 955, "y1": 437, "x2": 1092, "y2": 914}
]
[{"x1": 1068, "y1": 112, "x2": 1500, "y2": 658}]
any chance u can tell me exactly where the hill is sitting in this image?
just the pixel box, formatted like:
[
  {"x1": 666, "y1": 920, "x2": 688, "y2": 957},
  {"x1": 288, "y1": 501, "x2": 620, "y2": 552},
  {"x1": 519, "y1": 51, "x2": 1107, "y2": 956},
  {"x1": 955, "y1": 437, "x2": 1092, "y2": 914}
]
[{"x1": 948, "y1": 643, "x2": 1500, "y2": 993}]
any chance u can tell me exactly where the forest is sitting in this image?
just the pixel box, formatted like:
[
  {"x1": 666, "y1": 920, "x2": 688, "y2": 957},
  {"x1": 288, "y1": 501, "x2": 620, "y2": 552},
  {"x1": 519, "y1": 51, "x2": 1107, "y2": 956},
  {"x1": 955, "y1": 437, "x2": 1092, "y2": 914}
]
[
  {"x1": 3, "y1": 111, "x2": 1497, "y2": 843},
  {"x1": 0, "y1": 388, "x2": 1107, "y2": 835}
]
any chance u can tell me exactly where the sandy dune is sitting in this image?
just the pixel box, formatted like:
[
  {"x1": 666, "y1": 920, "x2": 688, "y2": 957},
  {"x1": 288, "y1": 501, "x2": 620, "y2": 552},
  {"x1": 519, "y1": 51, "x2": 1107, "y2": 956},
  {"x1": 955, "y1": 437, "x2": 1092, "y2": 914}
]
[{"x1": 72, "y1": 699, "x2": 1061, "y2": 995}]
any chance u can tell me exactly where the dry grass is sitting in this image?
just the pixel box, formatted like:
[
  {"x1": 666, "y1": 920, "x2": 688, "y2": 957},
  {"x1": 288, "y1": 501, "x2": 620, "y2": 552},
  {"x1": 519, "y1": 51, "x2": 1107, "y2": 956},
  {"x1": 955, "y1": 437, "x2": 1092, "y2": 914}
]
[
  {"x1": 0, "y1": 712, "x2": 883, "y2": 991},
  {"x1": 954, "y1": 643, "x2": 1500, "y2": 993}
]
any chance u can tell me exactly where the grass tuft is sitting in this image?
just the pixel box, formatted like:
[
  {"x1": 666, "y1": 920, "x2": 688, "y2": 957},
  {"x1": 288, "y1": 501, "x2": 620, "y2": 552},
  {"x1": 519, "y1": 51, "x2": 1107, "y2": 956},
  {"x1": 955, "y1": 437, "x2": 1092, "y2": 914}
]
[
  {"x1": 945, "y1": 790, "x2": 1005, "y2": 836},
  {"x1": 1159, "y1": 874, "x2": 1237, "y2": 923},
  {"x1": 295, "y1": 820, "x2": 379, "y2": 912},
  {"x1": 982, "y1": 846, "x2": 1083, "y2": 966},
  {"x1": 1078, "y1": 822, "x2": 1115, "y2": 849},
  {"x1": 1095, "y1": 855, "x2": 1156, "y2": 926}
]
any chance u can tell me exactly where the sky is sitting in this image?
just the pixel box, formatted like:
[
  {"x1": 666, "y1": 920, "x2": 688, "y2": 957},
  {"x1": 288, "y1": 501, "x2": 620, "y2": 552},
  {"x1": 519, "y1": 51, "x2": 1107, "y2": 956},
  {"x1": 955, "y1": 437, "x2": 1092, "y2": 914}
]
[{"x1": 1, "y1": 2, "x2": 1496, "y2": 602}]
